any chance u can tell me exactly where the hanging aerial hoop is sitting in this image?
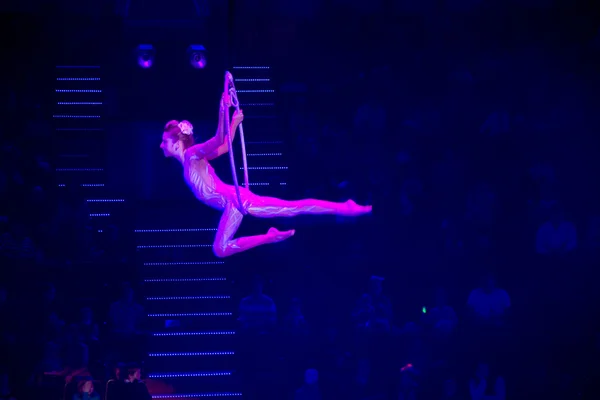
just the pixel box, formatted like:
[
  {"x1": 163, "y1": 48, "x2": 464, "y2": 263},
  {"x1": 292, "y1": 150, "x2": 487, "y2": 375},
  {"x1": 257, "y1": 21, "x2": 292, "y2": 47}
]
[{"x1": 224, "y1": 71, "x2": 250, "y2": 214}]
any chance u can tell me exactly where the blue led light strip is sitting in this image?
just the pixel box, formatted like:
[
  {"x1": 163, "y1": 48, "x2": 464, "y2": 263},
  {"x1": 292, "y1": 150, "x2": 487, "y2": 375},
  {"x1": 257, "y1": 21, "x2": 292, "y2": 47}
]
[
  {"x1": 152, "y1": 394, "x2": 242, "y2": 398},
  {"x1": 58, "y1": 184, "x2": 105, "y2": 187},
  {"x1": 247, "y1": 153, "x2": 282, "y2": 156},
  {"x1": 148, "y1": 313, "x2": 232, "y2": 317},
  {"x1": 148, "y1": 372, "x2": 232, "y2": 378},
  {"x1": 56, "y1": 78, "x2": 101, "y2": 81},
  {"x1": 87, "y1": 199, "x2": 125, "y2": 202},
  {"x1": 144, "y1": 262, "x2": 224, "y2": 266},
  {"x1": 57, "y1": 102, "x2": 103, "y2": 105},
  {"x1": 144, "y1": 278, "x2": 226, "y2": 282},
  {"x1": 56, "y1": 89, "x2": 102, "y2": 93},
  {"x1": 56, "y1": 168, "x2": 103, "y2": 171},
  {"x1": 148, "y1": 351, "x2": 234, "y2": 357},
  {"x1": 240, "y1": 166, "x2": 288, "y2": 170},
  {"x1": 235, "y1": 78, "x2": 270, "y2": 82},
  {"x1": 236, "y1": 89, "x2": 274, "y2": 93},
  {"x1": 146, "y1": 296, "x2": 230, "y2": 300},
  {"x1": 232, "y1": 66, "x2": 270, "y2": 69},
  {"x1": 53, "y1": 115, "x2": 100, "y2": 118},
  {"x1": 152, "y1": 331, "x2": 235, "y2": 336}
]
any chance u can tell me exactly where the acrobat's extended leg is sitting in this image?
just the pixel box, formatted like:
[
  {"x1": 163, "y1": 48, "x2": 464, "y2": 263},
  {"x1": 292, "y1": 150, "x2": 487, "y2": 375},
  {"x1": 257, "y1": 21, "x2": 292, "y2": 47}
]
[
  {"x1": 213, "y1": 202, "x2": 295, "y2": 258},
  {"x1": 245, "y1": 194, "x2": 372, "y2": 218}
]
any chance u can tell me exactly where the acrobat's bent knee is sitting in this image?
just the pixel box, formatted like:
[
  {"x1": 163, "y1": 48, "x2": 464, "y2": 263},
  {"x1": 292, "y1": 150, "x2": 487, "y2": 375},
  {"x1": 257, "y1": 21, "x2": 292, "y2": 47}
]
[{"x1": 213, "y1": 242, "x2": 228, "y2": 258}]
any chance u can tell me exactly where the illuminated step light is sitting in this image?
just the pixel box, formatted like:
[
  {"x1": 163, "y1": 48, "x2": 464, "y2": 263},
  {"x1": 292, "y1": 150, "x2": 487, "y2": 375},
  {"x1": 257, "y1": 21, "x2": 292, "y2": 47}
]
[
  {"x1": 152, "y1": 393, "x2": 242, "y2": 398},
  {"x1": 144, "y1": 278, "x2": 226, "y2": 282},
  {"x1": 135, "y1": 228, "x2": 216, "y2": 233},
  {"x1": 87, "y1": 199, "x2": 125, "y2": 202},
  {"x1": 236, "y1": 89, "x2": 274, "y2": 93},
  {"x1": 235, "y1": 78, "x2": 270, "y2": 82},
  {"x1": 144, "y1": 262, "x2": 224, "y2": 266},
  {"x1": 247, "y1": 153, "x2": 282, "y2": 156},
  {"x1": 148, "y1": 313, "x2": 232, "y2": 317},
  {"x1": 240, "y1": 103, "x2": 275, "y2": 106},
  {"x1": 137, "y1": 244, "x2": 212, "y2": 249},
  {"x1": 240, "y1": 166, "x2": 288, "y2": 170},
  {"x1": 152, "y1": 331, "x2": 235, "y2": 336},
  {"x1": 56, "y1": 78, "x2": 101, "y2": 81},
  {"x1": 55, "y1": 89, "x2": 102, "y2": 93},
  {"x1": 90, "y1": 213, "x2": 110, "y2": 217},
  {"x1": 148, "y1": 372, "x2": 232, "y2": 378},
  {"x1": 53, "y1": 115, "x2": 100, "y2": 118},
  {"x1": 146, "y1": 296, "x2": 230, "y2": 300},
  {"x1": 232, "y1": 66, "x2": 270, "y2": 69},
  {"x1": 241, "y1": 183, "x2": 269, "y2": 186},
  {"x1": 246, "y1": 141, "x2": 283, "y2": 144},
  {"x1": 57, "y1": 102, "x2": 103, "y2": 105},
  {"x1": 56, "y1": 168, "x2": 103, "y2": 171},
  {"x1": 58, "y1": 184, "x2": 105, "y2": 187},
  {"x1": 148, "y1": 351, "x2": 234, "y2": 357},
  {"x1": 280, "y1": 182, "x2": 287, "y2": 185}
]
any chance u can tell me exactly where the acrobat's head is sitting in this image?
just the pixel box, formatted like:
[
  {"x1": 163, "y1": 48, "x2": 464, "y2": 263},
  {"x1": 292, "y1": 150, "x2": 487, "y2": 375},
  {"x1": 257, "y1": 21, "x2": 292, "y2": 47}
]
[{"x1": 160, "y1": 120, "x2": 195, "y2": 159}]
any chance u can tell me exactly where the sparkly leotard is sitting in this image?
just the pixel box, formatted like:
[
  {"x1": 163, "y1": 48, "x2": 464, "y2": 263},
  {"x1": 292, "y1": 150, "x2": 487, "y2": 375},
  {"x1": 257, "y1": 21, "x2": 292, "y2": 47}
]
[{"x1": 183, "y1": 153, "x2": 231, "y2": 211}]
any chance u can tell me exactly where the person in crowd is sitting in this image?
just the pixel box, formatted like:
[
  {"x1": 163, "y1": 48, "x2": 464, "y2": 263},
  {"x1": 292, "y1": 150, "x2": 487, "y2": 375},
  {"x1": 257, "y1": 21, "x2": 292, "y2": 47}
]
[
  {"x1": 72, "y1": 379, "x2": 100, "y2": 400},
  {"x1": 467, "y1": 274, "x2": 510, "y2": 328},
  {"x1": 238, "y1": 275, "x2": 277, "y2": 334}
]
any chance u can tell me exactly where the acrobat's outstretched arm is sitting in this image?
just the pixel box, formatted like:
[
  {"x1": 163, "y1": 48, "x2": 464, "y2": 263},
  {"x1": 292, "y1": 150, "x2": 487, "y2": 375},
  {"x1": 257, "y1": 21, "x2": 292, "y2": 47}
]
[
  {"x1": 186, "y1": 94, "x2": 230, "y2": 159},
  {"x1": 207, "y1": 109, "x2": 244, "y2": 160}
]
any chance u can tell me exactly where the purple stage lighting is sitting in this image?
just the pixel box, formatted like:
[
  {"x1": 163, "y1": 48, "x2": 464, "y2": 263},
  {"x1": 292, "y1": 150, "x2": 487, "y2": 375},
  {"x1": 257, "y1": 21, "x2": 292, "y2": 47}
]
[
  {"x1": 187, "y1": 45, "x2": 207, "y2": 69},
  {"x1": 136, "y1": 44, "x2": 155, "y2": 69}
]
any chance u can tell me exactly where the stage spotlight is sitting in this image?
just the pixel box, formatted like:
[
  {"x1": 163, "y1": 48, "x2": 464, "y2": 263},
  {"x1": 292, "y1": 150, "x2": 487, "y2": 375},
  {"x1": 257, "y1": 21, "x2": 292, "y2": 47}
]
[
  {"x1": 187, "y1": 45, "x2": 207, "y2": 69},
  {"x1": 136, "y1": 44, "x2": 155, "y2": 69}
]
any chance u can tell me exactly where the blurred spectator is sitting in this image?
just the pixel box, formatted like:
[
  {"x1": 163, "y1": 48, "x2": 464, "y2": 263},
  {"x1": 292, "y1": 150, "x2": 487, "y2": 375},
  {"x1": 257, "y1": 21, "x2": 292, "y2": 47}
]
[
  {"x1": 108, "y1": 284, "x2": 144, "y2": 337},
  {"x1": 535, "y1": 208, "x2": 577, "y2": 257},
  {"x1": 467, "y1": 274, "x2": 510, "y2": 328},
  {"x1": 77, "y1": 307, "x2": 99, "y2": 344},
  {"x1": 108, "y1": 284, "x2": 145, "y2": 363},
  {"x1": 397, "y1": 364, "x2": 418, "y2": 400},
  {"x1": 283, "y1": 297, "x2": 309, "y2": 337},
  {"x1": 72, "y1": 379, "x2": 100, "y2": 400},
  {"x1": 62, "y1": 324, "x2": 89, "y2": 373},
  {"x1": 122, "y1": 366, "x2": 151, "y2": 400},
  {"x1": 422, "y1": 288, "x2": 458, "y2": 336},
  {"x1": 468, "y1": 363, "x2": 505, "y2": 400},
  {"x1": 366, "y1": 276, "x2": 392, "y2": 333},
  {"x1": 294, "y1": 368, "x2": 321, "y2": 400},
  {"x1": 51, "y1": 185, "x2": 91, "y2": 262},
  {"x1": 440, "y1": 378, "x2": 461, "y2": 400},
  {"x1": 105, "y1": 363, "x2": 126, "y2": 400},
  {"x1": 238, "y1": 275, "x2": 277, "y2": 334}
]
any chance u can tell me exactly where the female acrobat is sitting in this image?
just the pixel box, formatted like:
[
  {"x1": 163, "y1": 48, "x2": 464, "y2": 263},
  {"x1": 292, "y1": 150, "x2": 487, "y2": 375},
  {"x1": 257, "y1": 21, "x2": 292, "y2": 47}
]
[{"x1": 159, "y1": 91, "x2": 372, "y2": 258}]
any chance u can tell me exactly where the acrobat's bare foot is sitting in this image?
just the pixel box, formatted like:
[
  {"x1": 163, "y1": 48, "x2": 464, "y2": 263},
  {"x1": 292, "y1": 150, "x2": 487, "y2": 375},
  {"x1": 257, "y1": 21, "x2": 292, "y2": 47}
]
[
  {"x1": 344, "y1": 199, "x2": 372, "y2": 215},
  {"x1": 266, "y1": 227, "x2": 295, "y2": 243}
]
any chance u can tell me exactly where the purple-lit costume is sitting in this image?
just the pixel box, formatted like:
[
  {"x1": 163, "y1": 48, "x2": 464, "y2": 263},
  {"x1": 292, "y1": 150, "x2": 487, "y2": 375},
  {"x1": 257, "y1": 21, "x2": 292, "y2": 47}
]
[{"x1": 183, "y1": 153, "x2": 371, "y2": 257}]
